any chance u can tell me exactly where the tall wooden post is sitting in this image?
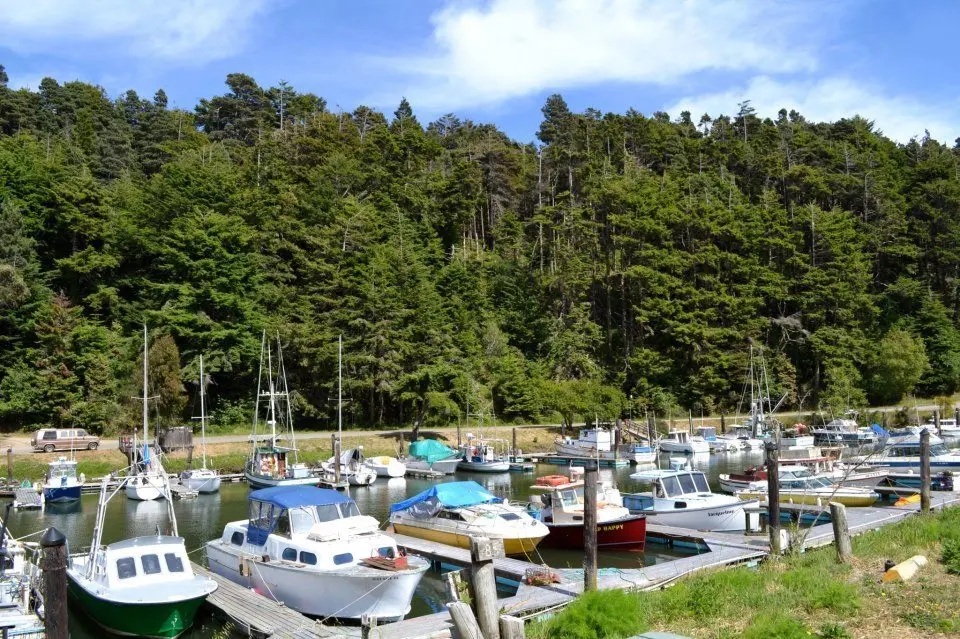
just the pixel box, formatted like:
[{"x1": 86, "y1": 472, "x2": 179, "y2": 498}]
[
  {"x1": 583, "y1": 460, "x2": 598, "y2": 591},
  {"x1": 934, "y1": 410, "x2": 942, "y2": 437},
  {"x1": 469, "y1": 537, "x2": 503, "y2": 639},
  {"x1": 41, "y1": 527, "x2": 67, "y2": 639},
  {"x1": 185, "y1": 445, "x2": 193, "y2": 469},
  {"x1": 720, "y1": 411, "x2": 726, "y2": 434},
  {"x1": 920, "y1": 428, "x2": 931, "y2": 513},
  {"x1": 5, "y1": 448, "x2": 12, "y2": 484},
  {"x1": 448, "y1": 602, "x2": 483, "y2": 639},
  {"x1": 955, "y1": 406, "x2": 959, "y2": 427},
  {"x1": 765, "y1": 441, "x2": 781, "y2": 555},
  {"x1": 647, "y1": 413, "x2": 655, "y2": 442},
  {"x1": 499, "y1": 615, "x2": 525, "y2": 639},
  {"x1": 512, "y1": 427, "x2": 518, "y2": 461},
  {"x1": 688, "y1": 410, "x2": 694, "y2": 435},
  {"x1": 829, "y1": 502, "x2": 852, "y2": 562},
  {"x1": 333, "y1": 434, "x2": 342, "y2": 485},
  {"x1": 613, "y1": 423, "x2": 620, "y2": 462}
]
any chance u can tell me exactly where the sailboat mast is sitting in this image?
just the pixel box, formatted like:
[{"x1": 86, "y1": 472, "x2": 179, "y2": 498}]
[
  {"x1": 142, "y1": 324, "x2": 149, "y2": 446},
  {"x1": 199, "y1": 355, "x2": 207, "y2": 469},
  {"x1": 338, "y1": 334, "x2": 343, "y2": 438},
  {"x1": 267, "y1": 342, "x2": 276, "y2": 446}
]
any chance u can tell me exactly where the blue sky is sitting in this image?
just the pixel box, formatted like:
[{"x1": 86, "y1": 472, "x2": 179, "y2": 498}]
[{"x1": 1, "y1": 0, "x2": 958, "y2": 144}]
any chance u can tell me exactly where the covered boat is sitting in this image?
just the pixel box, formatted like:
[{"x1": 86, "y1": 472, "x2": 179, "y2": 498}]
[
  {"x1": 555, "y1": 426, "x2": 656, "y2": 463},
  {"x1": 735, "y1": 473, "x2": 879, "y2": 507},
  {"x1": 403, "y1": 439, "x2": 461, "y2": 474},
  {"x1": 389, "y1": 481, "x2": 548, "y2": 554},
  {"x1": 206, "y1": 486, "x2": 428, "y2": 621}
]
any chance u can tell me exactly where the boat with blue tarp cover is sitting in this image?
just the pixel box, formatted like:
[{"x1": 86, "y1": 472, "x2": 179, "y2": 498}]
[
  {"x1": 388, "y1": 481, "x2": 549, "y2": 554},
  {"x1": 403, "y1": 439, "x2": 461, "y2": 474},
  {"x1": 206, "y1": 486, "x2": 428, "y2": 621}
]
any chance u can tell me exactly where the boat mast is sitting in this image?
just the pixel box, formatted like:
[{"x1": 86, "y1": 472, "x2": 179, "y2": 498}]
[
  {"x1": 142, "y1": 324, "x2": 149, "y2": 465},
  {"x1": 199, "y1": 355, "x2": 207, "y2": 470},
  {"x1": 252, "y1": 331, "x2": 266, "y2": 455},
  {"x1": 338, "y1": 333, "x2": 343, "y2": 441},
  {"x1": 277, "y1": 333, "x2": 298, "y2": 463},
  {"x1": 266, "y1": 341, "x2": 277, "y2": 448}
]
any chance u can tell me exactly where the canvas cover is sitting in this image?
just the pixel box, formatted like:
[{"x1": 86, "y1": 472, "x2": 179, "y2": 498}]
[
  {"x1": 389, "y1": 481, "x2": 501, "y2": 516},
  {"x1": 408, "y1": 439, "x2": 457, "y2": 463}
]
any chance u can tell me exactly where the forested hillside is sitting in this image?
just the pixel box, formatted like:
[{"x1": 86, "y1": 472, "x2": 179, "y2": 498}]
[{"x1": 1, "y1": 66, "x2": 959, "y2": 433}]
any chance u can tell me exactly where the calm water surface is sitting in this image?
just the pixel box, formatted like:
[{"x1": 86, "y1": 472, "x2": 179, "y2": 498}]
[{"x1": 5, "y1": 450, "x2": 766, "y2": 637}]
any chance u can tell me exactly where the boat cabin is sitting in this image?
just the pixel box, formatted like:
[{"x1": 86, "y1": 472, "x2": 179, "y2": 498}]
[
  {"x1": 47, "y1": 457, "x2": 78, "y2": 483},
  {"x1": 250, "y1": 446, "x2": 311, "y2": 480},
  {"x1": 694, "y1": 427, "x2": 718, "y2": 440},
  {"x1": 92, "y1": 536, "x2": 196, "y2": 590},
  {"x1": 573, "y1": 428, "x2": 613, "y2": 451},
  {"x1": 887, "y1": 440, "x2": 950, "y2": 457},
  {"x1": 529, "y1": 477, "x2": 628, "y2": 524},
  {"x1": 665, "y1": 431, "x2": 691, "y2": 443}
]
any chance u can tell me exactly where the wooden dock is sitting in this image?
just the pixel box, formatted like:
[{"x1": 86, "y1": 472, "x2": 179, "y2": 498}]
[
  {"x1": 12, "y1": 487, "x2": 42, "y2": 509},
  {"x1": 404, "y1": 468, "x2": 444, "y2": 480},
  {"x1": 191, "y1": 561, "x2": 359, "y2": 639}
]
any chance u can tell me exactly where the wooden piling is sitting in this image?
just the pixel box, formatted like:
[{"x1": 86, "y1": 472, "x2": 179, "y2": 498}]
[
  {"x1": 512, "y1": 427, "x2": 518, "y2": 460},
  {"x1": 499, "y1": 615, "x2": 526, "y2": 639},
  {"x1": 40, "y1": 527, "x2": 67, "y2": 639},
  {"x1": 468, "y1": 536, "x2": 502, "y2": 639},
  {"x1": 829, "y1": 502, "x2": 852, "y2": 562},
  {"x1": 583, "y1": 460, "x2": 598, "y2": 591},
  {"x1": 920, "y1": 428, "x2": 931, "y2": 513},
  {"x1": 935, "y1": 410, "x2": 941, "y2": 438},
  {"x1": 720, "y1": 411, "x2": 726, "y2": 434},
  {"x1": 333, "y1": 435, "x2": 342, "y2": 485},
  {"x1": 185, "y1": 444, "x2": 193, "y2": 469},
  {"x1": 5, "y1": 448, "x2": 11, "y2": 484},
  {"x1": 765, "y1": 441, "x2": 781, "y2": 555},
  {"x1": 955, "y1": 406, "x2": 959, "y2": 427},
  {"x1": 448, "y1": 601, "x2": 483, "y2": 639}
]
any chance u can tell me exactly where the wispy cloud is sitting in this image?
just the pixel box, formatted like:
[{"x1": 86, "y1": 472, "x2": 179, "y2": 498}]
[
  {"x1": 391, "y1": 0, "x2": 822, "y2": 111},
  {"x1": 0, "y1": 0, "x2": 271, "y2": 63},
  {"x1": 667, "y1": 75, "x2": 960, "y2": 143}
]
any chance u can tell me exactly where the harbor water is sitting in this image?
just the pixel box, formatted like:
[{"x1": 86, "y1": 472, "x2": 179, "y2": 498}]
[{"x1": 7, "y1": 450, "x2": 768, "y2": 637}]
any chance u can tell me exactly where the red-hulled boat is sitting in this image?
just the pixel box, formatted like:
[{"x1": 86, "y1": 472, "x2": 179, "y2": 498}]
[{"x1": 528, "y1": 472, "x2": 646, "y2": 551}]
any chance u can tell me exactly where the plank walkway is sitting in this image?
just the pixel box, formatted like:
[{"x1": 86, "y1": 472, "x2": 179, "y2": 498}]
[{"x1": 12, "y1": 487, "x2": 42, "y2": 509}]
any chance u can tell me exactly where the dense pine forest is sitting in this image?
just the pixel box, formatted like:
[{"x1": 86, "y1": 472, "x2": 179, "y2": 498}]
[{"x1": 1, "y1": 66, "x2": 958, "y2": 434}]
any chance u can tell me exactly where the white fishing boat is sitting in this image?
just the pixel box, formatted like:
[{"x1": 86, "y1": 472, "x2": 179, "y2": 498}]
[
  {"x1": 325, "y1": 448, "x2": 377, "y2": 486},
  {"x1": 69, "y1": 474, "x2": 217, "y2": 638},
  {"x1": 555, "y1": 426, "x2": 655, "y2": 463},
  {"x1": 658, "y1": 431, "x2": 709, "y2": 454},
  {"x1": 245, "y1": 332, "x2": 319, "y2": 489},
  {"x1": 719, "y1": 425, "x2": 763, "y2": 450},
  {"x1": 206, "y1": 486, "x2": 428, "y2": 621},
  {"x1": 364, "y1": 455, "x2": 406, "y2": 478},
  {"x1": 695, "y1": 426, "x2": 739, "y2": 452},
  {"x1": 126, "y1": 326, "x2": 166, "y2": 502},
  {"x1": 812, "y1": 411, "x2": 877, "y2": 446},
  {"x1": 43, "y1": 457, "x2": 81, "y2": 503},
  {"x1": 402, "y1": 439, "x2": 461, "y2": 474},
  {"x1": 624, "y1": 468, "x2": 760, "y2": 531},
  {"x1": 179, "y1": 355, "x2": 221, "y2": 494},
  {"x1": 458, "y1": 436, "x2": 510, "y2": 472},
  {"x1": 389, "y1": 481, "x2": 549, "y2": 555},
  {"x1": 849, "y1": 432, "x2": 960, "y2": 472},
  {"x1": 921, "y1": 418, "x2": 960, "y2": 440}
]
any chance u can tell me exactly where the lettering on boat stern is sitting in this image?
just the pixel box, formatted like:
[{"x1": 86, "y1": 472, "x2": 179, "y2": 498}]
[
  {"x1": 708, "y1": 509, "x2": 737, "y2": 517},
  {"x1": 599, "y1": 524, "x2": 624, "y2": 531}
]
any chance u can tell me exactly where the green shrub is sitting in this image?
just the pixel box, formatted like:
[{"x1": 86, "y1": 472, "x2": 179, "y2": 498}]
[
  {"x1": 540, "y1": 590, "x2": 647, "y2": 639},
  {"x1": 818, "y1": 622, "x2": 852, "y2": 639},
  {"x1": 741, "y1": 613, "x2": 811, "y2": 639},
  {"x1": 940, "y1": 537, "x2": 960, "y2": 575}
]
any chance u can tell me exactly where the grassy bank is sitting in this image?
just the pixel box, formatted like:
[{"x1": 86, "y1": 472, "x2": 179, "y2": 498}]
[
  {"x1": 5, "y1": 426, "x2": 559, "y2": 482},
  {"x1": 529, "y1": 507, "x2": 960, "y2": 639}
]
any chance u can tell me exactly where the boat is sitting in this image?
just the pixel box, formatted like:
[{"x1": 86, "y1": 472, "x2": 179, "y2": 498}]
[
  {"x1": 0, "y1": 509, "x2": 44, "y2": 638},
  {"x1": 326, "y1": 447, "x2": 377, "y2": 486},
  {"x1": 68, "y1": 474, "x2": 217, "y2": 638},
  {"x1": 720, "y1": 425, "x2": 763, "y2": 450},
  {"x1": 179, "y1": 355, "x2": 221, "y2": 494},
  {"x1": 555, "y1": 426, "x2": 656, "y2": 463},
  {"x1": 921, "y1": 418, "x2": 960, "y2": 440},
  {"x1": 624, "y1": 468, "x2": 760, "y2": 531},
  {"x1": 126, "y1": 325, "x2": 166, "y2": 502},
  {"x1": 364, "y1": 455, "x2": 407, "y2": 478},
  {"x1": 658, "y1": 431, "x2": 709, "y2": 454},
  {"x1": 773, "y1": 428, "x2": 816, "y2": 450},
  {"x1": 457, "y1": 436, "x2": 510, "y2": 472},
  {"x1": 403, "y1": 439, "x2": 461, "y2": 475},
  {"x1": 245, "y1": 332, "x2": 319, "y2": 489},
  {"x1": 695, "y1": 426, "x2": 739, "y2": 452},
  {"x1": 812, "y1": 411, "x2": 877, "y2": 446},
  {"x1": 43, "y1": 457, "x2": 81, "y2": 503},
  {"x1": 527, "y1": 470, "x2": 646, "y2": 550},
  {"x1": 389, "y1": 481, "x2": 549, "y2": 555},
  {"x1": 206, "y1": 486, "x2": 428, "y2": 621},
  {"x1": 848, "y1": 432, "x2": 960, "y2": 472},
  {"x1": 735, "y1": 471, "x2": 879, "y2": 507}
]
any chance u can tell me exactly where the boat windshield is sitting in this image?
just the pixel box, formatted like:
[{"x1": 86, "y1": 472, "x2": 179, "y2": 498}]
[
  {"x1": 932, "y1": 444, "x2": 949, "y2": 456},
  {"x1": 558, "y1": 488, "x2": 582, "y2": 507},
  {"x1": 287, "y1": 502, "x2": 363, "y2": 534},
  {"x1": 660, "y1": 472, "x2": 710, "y2": 497}
]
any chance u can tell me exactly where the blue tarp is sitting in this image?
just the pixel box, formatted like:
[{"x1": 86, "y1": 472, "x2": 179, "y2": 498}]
[
  {"x1": 408, "y1": 439, "x2": 458, "y2": 463},
  {"x1": 389, "y1": 481, "x2": 501, "y2": 514},
  {"x1": 871, "y1": 423, "x2": 890, "y2": 438},
  {"x1": 249, "y1": 486, "x2": 354, "y2": 509}
]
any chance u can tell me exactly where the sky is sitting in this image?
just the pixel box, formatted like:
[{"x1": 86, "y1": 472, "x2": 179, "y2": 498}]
[{"x1": 1, "y1": 0, "x2": 958, "y2": 144}]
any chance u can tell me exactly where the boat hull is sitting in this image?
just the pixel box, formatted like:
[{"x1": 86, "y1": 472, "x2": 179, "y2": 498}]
[
  {"x1": 659, "y1": 442, "x2": 710, "y2": 454},
  {"x1": 125, "y1": 475, "x2": 164, "y2": 501},
  {"x1": 392, "y1": 522, "x2": 544, "y2": 555},
  {"x1": 244, "y1": 469, "x2": 322, "y2": 489},
  {"x1": 623, "y1": 495, "x2": 759, "y2": 532},
  {"x1": 206, "y1": 542, "x2": 426, "y2": 621},
  {"x1": 181, "y1": 475, "x2": 221, "y2": 494},
  {"x1": 366, "y1": 459, "x2": 406, "y2": 478},
  {"x1": 404, "y1": 458, "x2": 460, "y2": 475},
  {"x1": 457, "y1": 460, "x2": 510, "y2": 473},
  {"x1": 44, "y1": 484, "x2": 81, "y2": 503},
  {"x1": 739, "y1": 491, "x2": 878, "y2": 507},
  {"x1": 541, "y1": 516, "x2": 646, "y2": 550},
  {"x1": 555, "y1": 443, "x2": 655, "y2": 464},
  {"x1": 67, "y1": 573, "x2": 207, "y2": 639}
]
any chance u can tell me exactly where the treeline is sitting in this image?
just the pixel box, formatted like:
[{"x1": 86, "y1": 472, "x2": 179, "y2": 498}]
[{"x1": 1, "y1": 65, "x2": 959, "y2": 434}]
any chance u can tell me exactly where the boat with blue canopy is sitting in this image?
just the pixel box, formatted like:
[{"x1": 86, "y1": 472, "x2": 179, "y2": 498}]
[
  {"x1": 206, "y1": 486, "x2": 428, "y2": 621},
  {"x1": 388, "y1": 481, "x2": 549, "y2": 554},
  {"x1": 402, "y1": 439, "x2": 461, "y2": 474}
]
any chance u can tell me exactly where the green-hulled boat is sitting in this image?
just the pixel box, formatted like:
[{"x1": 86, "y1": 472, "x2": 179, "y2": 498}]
[{"x1": 67, "y1": 475, "x2": 217, "y2": 638}]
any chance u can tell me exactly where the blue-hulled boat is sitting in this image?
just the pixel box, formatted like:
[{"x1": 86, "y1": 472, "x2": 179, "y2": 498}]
[{"x1": 43, "y1": 457, "x2": 81, "y2": 503}]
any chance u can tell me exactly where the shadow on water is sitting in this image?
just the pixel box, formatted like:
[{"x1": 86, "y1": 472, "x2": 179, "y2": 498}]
[{"x1": 7, "y1": 450, "x2": 767, "y2": 637}]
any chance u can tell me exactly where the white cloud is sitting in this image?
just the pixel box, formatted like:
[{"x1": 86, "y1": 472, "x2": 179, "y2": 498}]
[
  {"x1": 393, "y1": 0, "x2": 821, "y2": 110},
  {"x1": 0, "y1": 0, "x2": 270, "y2": 62},
  {"x1": 666, "y1": 75, "x2": 960, "y2": 143}
]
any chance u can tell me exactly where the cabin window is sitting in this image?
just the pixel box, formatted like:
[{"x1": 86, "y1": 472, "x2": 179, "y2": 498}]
[
  {"x1": 282, "y1": 548, "x2": 298, "y2": 562},
  {"x1": 116, "y1": 557, "x2": 137, "y2": 579},
  {"x1": 692, "y1": 474, "x2": 710, "y2": 492},
  {"x1": 301, "y1": 551, "x2": 319, "y2": 565},
  {"x1": 164, "y1": 553, "x2": 184, "y2": 573},
  {"x1": 339, "y1": 502, "x2": 361, "y2": 518},
  {"x1": 559, "y1": 489, "x2": 580, "y2": 506},
  {"x1": 331, "y1": 553, "x2": 351, "y2": 566},
  {"x1": 932, "y1": 444, "x2": 949, "y2": 456},
  {"x1": 315, "y1": 505, "x2": 341, "y2": 523},
  {"x1": 660, "y1": 476, "x2": 681, "y2": 497},
  {"x1": 438, "y1": 510, "x2": 464, "y2": 521},
  {"x1": 677, "y1": 474, "x2": 696, "y2": 494},
  {"x1": 673, "y1": 501, "x2": 687, "y2": 509},
  {"x1": 499, "y1": 513, "x2": 521, "y2": 521},
  {"x1": 377, "y1": 547, "x2": 395, "y2": 559},
  {"x1": 289, "y1": 507, "x2": 316, "y2": 534},
  {"x1": 230, "y1": 531, "x2": 244, "y2": 546},
  {"x1": 141, "y1": 554, "x2": 162, "y2": 575},
  {"x1": 275, "y1": 512, "x2": 291, "y2": 537}
]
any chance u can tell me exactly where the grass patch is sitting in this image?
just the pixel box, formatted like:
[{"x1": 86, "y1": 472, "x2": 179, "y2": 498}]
[{"x1": 529, "y1": 507, "x2": 960, "y2": 639}]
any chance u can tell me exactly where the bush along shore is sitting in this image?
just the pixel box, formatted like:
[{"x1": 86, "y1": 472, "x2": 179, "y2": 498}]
[{"x1": 529, "y1": 507, "x2": 960, "y2": 639}]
